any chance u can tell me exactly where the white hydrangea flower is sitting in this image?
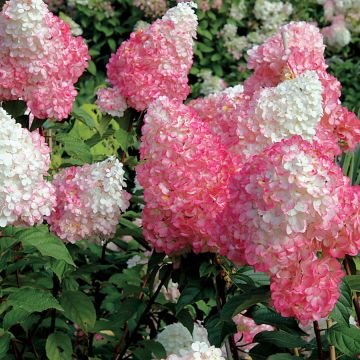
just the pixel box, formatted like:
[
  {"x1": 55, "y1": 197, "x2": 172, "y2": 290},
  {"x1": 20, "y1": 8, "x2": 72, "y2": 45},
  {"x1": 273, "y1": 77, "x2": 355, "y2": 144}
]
[
  {"x1": 0, "y1": 107, "x2": 56, "y2": 227},
  {"x1": 0, "y1": 0, "x2": 49, "y2": 61},
  {"x1": 162, "y1": 2, "x2": 198, "y2": 38},
  {"x1": 157, "y1": 323, "x2": 193, "y2": 356},
  {"x1": 157, "y1": 323, "x2": 210, "y2": 357},
  {"x1": 165, "y1": 342, "x2": 225, "y2": 360},
  {"x1": 198, "y1": 70, "x2": 227, "y2": 96},
  {"x1": 219, "y1": 24, "x2": 248, "y2": 60},
  {"x1": 323, "y1": 20, "x2": 351, "y2": 50},
  {"x1": 254, "y1": 0, "x2": 293, "y2": 31},
  {"x1": 252, "y1": 70, "x2": 323, "y2": 144},
  {"x1": 223, "y1": 84, "x2": 244, "y2": 97},
  {"x1": 229, "y1": 0, "x2": 247, "y2": 21}
]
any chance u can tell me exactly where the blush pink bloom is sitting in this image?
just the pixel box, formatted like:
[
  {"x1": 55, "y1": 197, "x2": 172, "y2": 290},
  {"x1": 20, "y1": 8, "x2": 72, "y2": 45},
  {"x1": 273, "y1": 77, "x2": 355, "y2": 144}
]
[
  {"x1": 96, "y1": 87, "x2": 128, "y2": 118},
  {"x1": 214, "y1": 136, "x2": 349, "y2": 273},
  {"x1": 105, "y1": 2, "x2": 197, "y2": 111},
  {"x1": 243, "y1": 21, "x2": 360, "y2": 159},
  {"x1": 47, "y1": 158, "x2": 131, "y2": 243},
  {"x1": 136, "y1": 96, "x2": 239, "y2": 255},
  {"x1": 233, "y1": 313, "x2": 274, "y2": 356},
  {"x1": 188, "y1": 85, "x2": 247, "y2": 158},
  {"x1": 271, "y1": 255, "x2": 344, "y2": 323},
  {"x1": 0, "y1": 0, "x2": 90, "y2": 120}
]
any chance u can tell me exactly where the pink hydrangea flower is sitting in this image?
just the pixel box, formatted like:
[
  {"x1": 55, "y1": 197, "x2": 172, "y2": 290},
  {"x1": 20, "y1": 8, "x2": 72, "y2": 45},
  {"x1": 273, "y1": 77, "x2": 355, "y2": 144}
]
[
  {"x1": 0, "y1": 0, "x2": 90, "y2": 120},
  {"x1": 233, "y1": 313, "x2": 274, "y2": 356},
  {"x1": 96, "y1": 87, "x2": 128, "y2": 118},
  {"x1": 0, "y1": 107, "x2": 56, "y2": 227},
  {"x1": 105, "y1": 2, "x2": 197, "y2": 111},
  {"x1": 136, "y1": 96, "x2": 239, "y2": 254},
  {"x1": 271, "y1": 255, "x2": 344, "y2": 323},
  {"x1": 47, "y1": 158, "x2": 131, "y2": 243},
  {"x1": 321, "y1": 185, "x2": 360, "y2": 258},
  {"x1": 214, "y1": 136, "x2": 349, "y2": 273},
  {"x1": 188, "y1": 85, "x2": 247, "y2": 158},
  {"x1": 243, "y1": 21, "x2": 360, "y2": 158}
]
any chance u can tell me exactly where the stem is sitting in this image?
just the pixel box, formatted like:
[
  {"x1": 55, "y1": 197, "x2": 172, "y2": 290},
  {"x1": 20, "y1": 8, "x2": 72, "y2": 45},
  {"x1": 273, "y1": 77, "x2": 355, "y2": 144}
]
[
  {"x1": 101, "y1": 240, "x2": 108, "y2": 263},
  {"x1": 313, "y1": 321, "x2": 324, "y2": 360},
  {"x1": 293, "y1": 348, "x2": 300, "y2": 356},
  {"x1": 212, "y1": 260, "x2": 239, "y2": 360},
  {"x1": 50, "y1": 274, "x2": 60, "y2": 333},
  {"x1": 16, "y1": 268, "x2": 20, "y2": 288},
  {"x1": 327, "y1": 319, "x2": 336, "y2": 360},
  {"x1": 11, "y1": 339, "x2": 23, "y2": 360},
  {"x1": 20, "y1": 311, "x2": 48, "y2": 356},
  {"x1": 281, "y1": 30, "x2": 288, "y2": 51},
  {"x1": 113, "y1": 266, "x2": 172, "y2": 359},
  {"x1": 343, "y1": 256, "x2": 360, "y2": 322}
]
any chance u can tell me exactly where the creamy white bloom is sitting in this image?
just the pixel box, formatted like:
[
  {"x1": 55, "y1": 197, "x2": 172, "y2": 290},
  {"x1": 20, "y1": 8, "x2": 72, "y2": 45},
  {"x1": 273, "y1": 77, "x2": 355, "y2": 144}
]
[
  {"x1": 162, "y1": 2, "x2": 198, "y2": 38},
  {"x1": 254, "y1": 0, "x2": 293, "y2": 31},
  {"x1": 198, "y1": 70, "x2": 227, "y2": 96},
  {"x1": 156, "y1": 323, "x2": 210, "y2": 357},
  {"x1": 165, "y1": 342, "x2": 225, "y2": 360},
  {"x1": 0, "y1": 107, "x2": 55, "y2": 227},
  {"x1": 251, "y1": 70, "x2": 323, "y2": 144}
]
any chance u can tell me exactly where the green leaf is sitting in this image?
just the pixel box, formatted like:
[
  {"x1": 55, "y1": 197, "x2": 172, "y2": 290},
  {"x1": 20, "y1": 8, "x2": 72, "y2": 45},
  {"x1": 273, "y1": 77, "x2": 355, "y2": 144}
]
[
  {"x1": 46, "y1": 333, "x2": 73, "y2": 360},
  {"x1": 267, "y1": 354, "x2": 299, "y2": 360},
  {"x1": 7, "y1": 288, "x2": 63, "y2": 313},
  {"x1": 346, "y1": 275, "x2": 360, "y2": 291},
  {"x1": 114, "y1": 128, "x2": 129, "y2": 151},
  {"x1": 72, "y1": 105, "x2": 97, "y2": 129},
  {"x1": 221, "y1": 286, "x2": 270, "y2": 320},
  {"x1": 141, "y1": 340, "x2": 166, "y2": 359},
  {"x1": 197, "y1": 42, "x2": 214, "y2": 53},
  {"x1": 205, "y1": 313, "x2": 236, "y2": 347},
  {"x1": 108, "y1": 38, "x2": 117, "y2": 52},
  {"x1": 330, "y1": 278, "x2": 352, "y2": 326},
  {"x1": 177, "y1": 309, "x2": 194, "y2": 334},
  {"x1": 60, "y1": 290, "x2": 96, "y2": 332},
  {"x1": 176, "y1": 282, "x2": 202, "y2": 314},
  {"x1": 250, "y1": 307, "x2": 306, "y2": 335},
  {"x1": 17, "y1": 227, "x2": 75, "y2": 266},
  {"x1": 326, "y1": 324, "x2": 360, "y2": 356},
  {"x1": 3, "y1": 308, "x2": 30, "y2": 330},
  {"x1": 87, "y1": 60, "x2": 97, "y2": 75},
  {"x1": 253, "y1": 331, "x2": 308, "y2": 349},
  {"x1": 0, "y1": 331, "x2": 11, "y2": 358},
  {"x1": 96, "y1": 114, "x2": 112, "y2": 137},
  {"x1": 56, "y1": 133, "x2": 93, "y2": 163},
  {"x1": 0, "y1": 236, "x2": 19, "y2": 253}
]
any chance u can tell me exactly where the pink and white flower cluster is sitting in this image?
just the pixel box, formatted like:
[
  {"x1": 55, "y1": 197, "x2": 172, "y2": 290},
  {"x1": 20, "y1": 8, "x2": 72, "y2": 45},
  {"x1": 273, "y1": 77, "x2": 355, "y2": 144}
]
[
  {"x1": 99, "y1": 2, "x2": 197, "y2": 111},
  {"x1": 233, "y1": 313, "x2": 274, "y2": 357},
  {"x1": 136, "y1": 96, "x2": 238, "y2": 254},
  {"x1": 95, "y1": 87, "x2": 128, "y2": 118},
  {"x1": 319, "y1": 0, "x2": 360, "y2": 50},
  {"x1": 0, "y1": 0, "x2": 90, "y2": 120},
  {"x1": 47, "y1": 158, "x2": 131, "y2": 243},
  {"x1": 215, "y1": 136, "x2": 360, "y2": 322},
  {"x1": 0, "y1": 107, "x2": 55, "y2": 227},
  {"x1": 132, "y1": 13, "x2": 360, "y2": 323}
]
